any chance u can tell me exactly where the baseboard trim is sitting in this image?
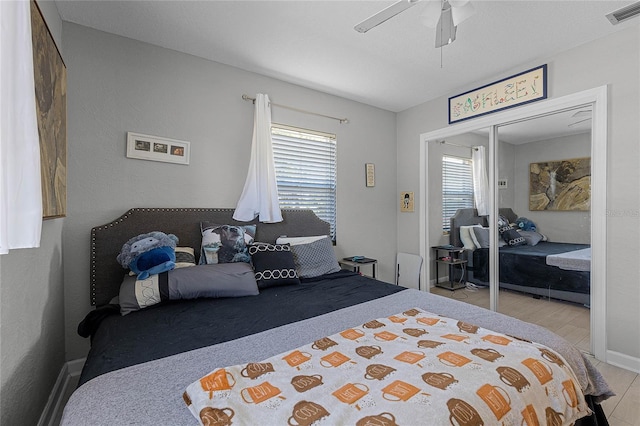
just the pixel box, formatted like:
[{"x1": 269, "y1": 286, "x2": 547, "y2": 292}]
[
  {"x1": 38, "y1": 358, "x2": 85, "y2": 426},
  {"x1": 606, "y1": 350, "x2": 640, "y2": 374}
]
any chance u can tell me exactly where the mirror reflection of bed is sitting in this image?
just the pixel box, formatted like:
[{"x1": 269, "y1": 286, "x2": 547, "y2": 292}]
[
  {"x1": 437, "y1": 207, "x2": 591, "y2": 352},
  {"x1": 430, "y1": 109, "x2": 592, "y2": 355}
]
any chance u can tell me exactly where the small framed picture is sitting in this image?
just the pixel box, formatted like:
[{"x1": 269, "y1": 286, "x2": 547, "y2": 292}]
[
  {"x1": 400, "y1": 191, "x2": 414, "y2": 212},
  {"x1": 365, "y1": 163, "x2": 375, "y2": 187},
  {"x1": 126, "y1": 132, "x2": 190, "y2": 165}
]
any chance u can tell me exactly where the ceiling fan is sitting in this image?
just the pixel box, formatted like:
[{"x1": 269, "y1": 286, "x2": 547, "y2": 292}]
[{"x1": 354, "y1": 0, "x2": 475, "y2": 48}]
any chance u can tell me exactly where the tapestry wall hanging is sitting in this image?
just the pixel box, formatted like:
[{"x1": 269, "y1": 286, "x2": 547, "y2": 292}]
[
  {"x1": 529, "y1": 157, "x2": 590, "y2": 211},
  {"x1": 31, "y1": 1, "x2": 67, "y2": 218}
]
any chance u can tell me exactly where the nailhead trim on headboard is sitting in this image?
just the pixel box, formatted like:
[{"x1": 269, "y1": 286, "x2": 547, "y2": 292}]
[{"x1": 90, "y1": 208, "x2": 330, "y2": 306}]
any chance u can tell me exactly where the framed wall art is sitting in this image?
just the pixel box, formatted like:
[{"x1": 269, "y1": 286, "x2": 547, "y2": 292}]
[
  {"x1": 529, "y1": 157, "x2": 591, "y2": 211},
  {"x1": 31, "y1": 0, "x2": 67, "y2": 218},
  {"x1": 400, "y1": 191, "x2": 414, "y2": 212},
  {"x1": 449, "y1": 64, "x2": 547, "y2": 124},
  {"x1": 126, "y1": 132, "x2": 191, "y2": 165}
]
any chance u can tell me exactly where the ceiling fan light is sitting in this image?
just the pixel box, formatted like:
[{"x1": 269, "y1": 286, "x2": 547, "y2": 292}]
[
  {"x1": 435, "y1": 3, "x2": 457, "y2": 48},
  {"x1": 451, "y1": 1, "x2": 474, "y2": 25}
]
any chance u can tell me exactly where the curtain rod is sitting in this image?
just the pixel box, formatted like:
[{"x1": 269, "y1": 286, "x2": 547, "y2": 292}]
[
  {"x1": 242, "y1": 94, "x2": 349, "y2": 124},
  {"x1": 437, "y1": 140, "x2": 479, "y2": 151}
]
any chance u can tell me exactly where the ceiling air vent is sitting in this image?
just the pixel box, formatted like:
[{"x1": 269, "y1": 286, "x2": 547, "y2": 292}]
[{"x1": 606, "y1": 1, "x2": 640, "y2": 25}]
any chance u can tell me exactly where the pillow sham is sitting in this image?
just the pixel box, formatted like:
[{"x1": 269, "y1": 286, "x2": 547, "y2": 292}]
[
  {"x1": 275, "y1": 235, "x2": 328, "y2": 246},
  {"x1": 517, "y1": 230, "x2": 544, "y2": 246},
  {"x1": 459, "y1": 224, "x2": 482, "y2": 250},
  {"x1": 289, "y1": 236, "x2": 341, "y2": 278},
  {"x1": 471, "y1": 227, "x2": 507, "y2": 248},
  {"x1": 248, "y1": 243, "x2": 300, "y2": 289},
  {"x1": 199, "y1": 223, "x2": 256, "y2": 265},
  {"x1": 119, "y1": 263, "x2": 259, "y2": 315}
]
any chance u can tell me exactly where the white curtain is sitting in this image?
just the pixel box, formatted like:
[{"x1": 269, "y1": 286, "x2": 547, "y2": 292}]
[
  {"x1": 0, "y1": 0, "x2": 43, "y2": 255},
  {"x1": 233, "y1": 94, "x2": 283, "y2": 223},
  {"x1": 472, "y1": 145, "x2": 489, "y2": 216}
]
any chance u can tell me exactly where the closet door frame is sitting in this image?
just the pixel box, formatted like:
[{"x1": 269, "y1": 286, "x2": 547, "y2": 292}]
[{"x1": 419, "y1": 85, "x2": 607, "y2": 361}]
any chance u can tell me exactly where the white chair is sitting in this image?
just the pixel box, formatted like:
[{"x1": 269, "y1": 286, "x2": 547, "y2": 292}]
[{"x1": 396, "y1": 252, "x2": 423, "y2": 290}]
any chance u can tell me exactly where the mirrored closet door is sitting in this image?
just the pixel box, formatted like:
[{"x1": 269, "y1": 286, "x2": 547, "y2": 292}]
[
  {"x1": 494, "y1": 109, "x2": 592, "y2": 354},
  {"x1": 422, "y1": 86, "x2": 606, "y2": 359}
]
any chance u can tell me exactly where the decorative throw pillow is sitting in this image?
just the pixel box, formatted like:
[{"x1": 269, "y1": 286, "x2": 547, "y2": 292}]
[
  {"x1": 517, "y1": 230, "x2": 544, "y2": 246},
  {"x1": 471, "y1": 227, "x2": 507, "y2": 248},
  {"x1": 199, "y1": 222, "x2": 256, "y2": 265},
  {"x1": 174, "y1": 247, "x2": 197, "y2": 268},
  {"x1": 289, "y1": 237, "x2": 341, "y2": 278},
  {"x1": 248, "y1": 243, "x2": 300, "y2": 289},
  {"x1": 497, "y1": 214, "x2": 526, "y2": 246},
  {"x1": 502, "y1": 228, "x2": 526, "y2": 246}
]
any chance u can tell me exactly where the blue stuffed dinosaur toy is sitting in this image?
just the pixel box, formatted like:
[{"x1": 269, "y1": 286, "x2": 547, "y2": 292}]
[{"x1": 116, "y1": 231, "x2": 179, "y2": 280}]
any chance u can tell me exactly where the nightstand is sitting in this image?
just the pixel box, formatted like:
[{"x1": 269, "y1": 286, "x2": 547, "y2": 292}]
[
  {"x1": 432, "y1": 246, "x2": 467, "y2": 290},
  {"x1": 339, "y1": 257, "x2": 377, "y2": 278}
]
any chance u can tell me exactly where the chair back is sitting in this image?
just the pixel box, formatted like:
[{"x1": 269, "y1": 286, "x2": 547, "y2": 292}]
[{"x1": 396, "y1": 252, "x2": 423, "y2": 290}]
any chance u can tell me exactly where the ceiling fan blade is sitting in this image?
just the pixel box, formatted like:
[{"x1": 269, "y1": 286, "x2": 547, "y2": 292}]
[
  {"x1": 451, "y1": 1, "x2": 474, "y2": 25},
  {"x1": 354, "y1": 0, "x2": 422, "y2": 33}
]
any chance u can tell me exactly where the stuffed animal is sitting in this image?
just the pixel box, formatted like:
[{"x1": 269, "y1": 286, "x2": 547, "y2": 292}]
[
  {"x1": 515, "y1": 217, "x2": 537, "y2": 232},
  {"x1": 117, "y1": 231, "x2": 179, "y2": 280}
]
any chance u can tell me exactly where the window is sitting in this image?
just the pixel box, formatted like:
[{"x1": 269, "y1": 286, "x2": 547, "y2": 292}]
[
  {"x1": 442, "y1": 156, "x2": 474, "y2": 233},
  {"x1": 271, "y1": 124, "x2": 337, "y2": 240}
]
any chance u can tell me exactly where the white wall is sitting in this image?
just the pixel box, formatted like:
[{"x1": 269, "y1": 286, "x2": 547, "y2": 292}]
[
  {"x1": 0, "y1": 2, "x2": 66, "y2": 425},
  {"x1": 397, "y1": 26, "x2": 640, "y2": 362},
  {"x1": 513, "y1": 133, "x2": 591, "y2": 244},
  {"x1": 62, "y1": 23, "x2": 398, "y2": 361}
]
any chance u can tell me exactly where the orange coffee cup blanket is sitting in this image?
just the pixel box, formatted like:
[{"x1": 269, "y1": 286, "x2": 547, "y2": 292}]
[{"x1": 184, "y1": 308, "x2": 590, "y2": 425}]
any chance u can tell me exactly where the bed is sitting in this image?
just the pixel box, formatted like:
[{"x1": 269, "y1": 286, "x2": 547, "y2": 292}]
[
  {"x1": 61, "y1": 207, "x2": 611, "y2": 425},
  {"x1": 450, "y1": 208, "x2": 591, "y2": 305}
]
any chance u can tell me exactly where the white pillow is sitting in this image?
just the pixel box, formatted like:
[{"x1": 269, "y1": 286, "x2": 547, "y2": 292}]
[
  {"x1": 276, "y1": 235, "x2": 328, "y2": 246},
  {"x1": 459, "y1": 224, "x2": 482, "y2": 250}
]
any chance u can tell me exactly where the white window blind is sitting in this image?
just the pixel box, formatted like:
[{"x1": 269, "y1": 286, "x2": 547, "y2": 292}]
[
  {"x1": 442, "y1": 156, "x2": 474, "y2": 232},
  {"x1": 271, "y1": 124, "x2": 337, "y2": 240}
]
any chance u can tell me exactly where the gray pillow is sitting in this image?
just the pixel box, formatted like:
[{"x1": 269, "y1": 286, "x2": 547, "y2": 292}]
[
  {"x1": 119, "y1": 263, "x2": 259, "y2": 315},
  {"x1": 517, "y1": 230, "x2": 544, "y2": 246},
  {"x1": 472, "y1": 227, "x2": 507, "y2": 248},
  {"x1": 472, "y1": 227, "x2": 491, "y2": 248},
  {"x1": 289, "y1": 237, "x2": 341, "y2": 278}
]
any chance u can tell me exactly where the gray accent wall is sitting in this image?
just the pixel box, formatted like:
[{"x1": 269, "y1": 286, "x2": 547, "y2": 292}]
[
  {"x1": 397, "y1": 27, "x2": 640, "y2": 360},
  {"x1": 62, "y1": 23, "x2": 398, "y2": 361},
  {"x1": 0, "y1": 2, "x2": 66, "y2": 425}
]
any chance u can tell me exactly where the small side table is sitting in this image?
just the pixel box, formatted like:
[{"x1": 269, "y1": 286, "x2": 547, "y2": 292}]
[
  {"x1": 339, "y1": 258, "x2": 377, "y2": 278},
  {"x1": 432, "y1": 246, "x2": 467, "y2": 290}
]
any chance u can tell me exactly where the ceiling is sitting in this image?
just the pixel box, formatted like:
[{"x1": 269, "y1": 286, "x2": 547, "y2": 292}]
[{"x1": 54, "y1": 0, "x2": 636, "y2": 141}]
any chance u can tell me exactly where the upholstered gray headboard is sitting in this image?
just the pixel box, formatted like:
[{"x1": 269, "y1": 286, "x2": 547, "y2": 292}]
[
  {"x1": 90, "y1": 208, "x2": 330, "y2": 306},
  {"x1": 449, "y1": 208, "x2": 517, "y2": 247}
]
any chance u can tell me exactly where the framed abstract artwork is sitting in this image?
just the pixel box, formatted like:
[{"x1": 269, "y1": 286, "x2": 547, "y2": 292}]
[{"x1": 529, "y1": 157, "x2": 591, "y2": 211}]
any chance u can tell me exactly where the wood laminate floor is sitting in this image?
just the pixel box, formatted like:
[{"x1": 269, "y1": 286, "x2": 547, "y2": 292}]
[{"x1": 431, "y1": 285, "x2": 640, "y2": 426}]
